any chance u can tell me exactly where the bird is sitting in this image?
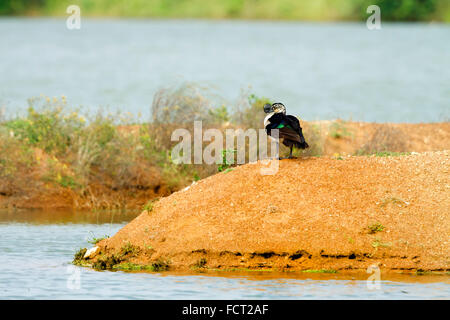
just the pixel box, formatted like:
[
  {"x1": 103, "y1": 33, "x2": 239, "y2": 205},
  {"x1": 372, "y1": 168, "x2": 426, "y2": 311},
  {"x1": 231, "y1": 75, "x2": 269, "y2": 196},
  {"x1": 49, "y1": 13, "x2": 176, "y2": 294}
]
[{"x1": 263, "y1": 102, "x2": 309, "y2": 159}]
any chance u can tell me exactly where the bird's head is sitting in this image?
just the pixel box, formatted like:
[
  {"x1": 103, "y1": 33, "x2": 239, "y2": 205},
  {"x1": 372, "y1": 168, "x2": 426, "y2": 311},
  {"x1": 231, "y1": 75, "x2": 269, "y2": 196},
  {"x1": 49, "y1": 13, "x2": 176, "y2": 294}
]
[{"x1": 263, "y1": 102, "x2": 286, "y2": 114}]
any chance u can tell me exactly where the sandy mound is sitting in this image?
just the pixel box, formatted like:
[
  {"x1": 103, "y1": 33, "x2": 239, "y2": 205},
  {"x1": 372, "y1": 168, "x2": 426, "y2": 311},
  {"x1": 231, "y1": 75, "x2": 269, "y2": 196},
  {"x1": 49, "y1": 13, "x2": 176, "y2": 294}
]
[{"x1": 88, "y1": 151, "x2": 449, "y2": 273}]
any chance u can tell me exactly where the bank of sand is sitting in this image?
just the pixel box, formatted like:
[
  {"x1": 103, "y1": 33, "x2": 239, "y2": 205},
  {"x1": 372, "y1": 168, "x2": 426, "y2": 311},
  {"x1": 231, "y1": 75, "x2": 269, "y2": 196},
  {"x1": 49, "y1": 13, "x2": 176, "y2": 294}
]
[{"x1": 84, "y1": 151, "x2": 449, "y2": 273}]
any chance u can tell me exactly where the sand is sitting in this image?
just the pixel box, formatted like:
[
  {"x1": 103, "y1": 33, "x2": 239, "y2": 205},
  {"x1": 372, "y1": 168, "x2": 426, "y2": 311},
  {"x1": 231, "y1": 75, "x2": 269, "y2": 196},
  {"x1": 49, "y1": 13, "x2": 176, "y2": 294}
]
[{"x1": 90, "y1": 150, "x2": 450, "y2": 273}]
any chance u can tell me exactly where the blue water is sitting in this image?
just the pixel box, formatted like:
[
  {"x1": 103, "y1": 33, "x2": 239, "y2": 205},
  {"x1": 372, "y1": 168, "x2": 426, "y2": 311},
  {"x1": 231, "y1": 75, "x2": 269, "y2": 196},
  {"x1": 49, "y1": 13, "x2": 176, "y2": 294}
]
[
  {"x1": 0, "y1": 18, "x2": 449, "y2": 122},
  {"x1": 0, "y1": 210, "x2": 448, "y2": 299}
]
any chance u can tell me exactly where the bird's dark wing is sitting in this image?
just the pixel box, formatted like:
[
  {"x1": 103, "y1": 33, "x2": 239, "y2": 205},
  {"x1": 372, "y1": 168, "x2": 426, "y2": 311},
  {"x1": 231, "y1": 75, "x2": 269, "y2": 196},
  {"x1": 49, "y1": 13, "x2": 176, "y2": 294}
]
[
  {"x1": 265, "y1": 113, "x2": 309, "y2": 149},
  {"x1": 285, "y1": 115, "x2": 301, "y2": 132},
  {"x1": 285, "y1": 115, "x2": 308, "y2": 148}
]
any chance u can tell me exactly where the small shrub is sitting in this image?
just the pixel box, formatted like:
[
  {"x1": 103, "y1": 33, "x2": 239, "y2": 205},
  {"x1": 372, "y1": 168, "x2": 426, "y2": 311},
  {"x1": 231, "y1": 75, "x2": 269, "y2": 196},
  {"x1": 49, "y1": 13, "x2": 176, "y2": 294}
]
[
  {"x1": 193, "y1": 258, "x2": 207, "y2": 269},
  {"x1": 92, "y1": 254, "x2": 122, "y2": 270},
  {"x1": 217, "y1": 149, "x2": 236, "y2": 172},
  {"x1": 299, "y1": 123, "x2": 323, "y2": 157},
  {"x1": 73, "y1": 248, "x2": 87, "y2": 264},
  {"x1": 120, "y1": 241, "x2": 138, "y2": 256},
  {"x1": 4, "y1": 97, "x2": 84, "y2": 155},
  {"x1": 367, "y1": 222, "x2": 384, "y2": 234},
  {"x1": 151, "y1": 259, "x2": 170, "y2": 271},
  {"x1": 143, "y1": 198, "x2": 159, "y2": 212},
  {"x1": 329, "y1": 120, "x2": 352, "y2": 139},
  {"x1": 359, "y1": 125, "x2": 409, "y2": 155},
  {"x1": 232, "y1": 93, "x2": 272, "y2": 129}
]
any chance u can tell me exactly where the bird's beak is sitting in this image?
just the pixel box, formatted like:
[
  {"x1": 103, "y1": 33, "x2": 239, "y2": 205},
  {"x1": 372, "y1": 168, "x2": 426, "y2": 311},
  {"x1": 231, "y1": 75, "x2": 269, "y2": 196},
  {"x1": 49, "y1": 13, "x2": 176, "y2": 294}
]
[{"x1": 263, "y1": 104, "x2": 272, "y2": 113}]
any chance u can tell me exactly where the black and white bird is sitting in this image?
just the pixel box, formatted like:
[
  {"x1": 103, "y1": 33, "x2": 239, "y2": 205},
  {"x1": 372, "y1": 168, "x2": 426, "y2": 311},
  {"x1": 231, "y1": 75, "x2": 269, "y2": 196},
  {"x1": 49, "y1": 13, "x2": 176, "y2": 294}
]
[{"x1": 263, "y1": 102, "x2": 309, "y2": 159}]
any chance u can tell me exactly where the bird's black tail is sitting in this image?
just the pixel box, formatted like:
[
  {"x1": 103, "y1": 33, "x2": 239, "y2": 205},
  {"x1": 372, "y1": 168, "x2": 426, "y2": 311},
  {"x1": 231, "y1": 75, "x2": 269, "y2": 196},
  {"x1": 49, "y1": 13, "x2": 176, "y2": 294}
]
[
  {"x1": 293, "y1": 141, "x2": 309, "y2": 149},
  {"x1": 282, "y1": 139, "x2": 309, "y2": 149},
  {"x1": 296, "y1": 132, "x2": 309, "y2": 149}
]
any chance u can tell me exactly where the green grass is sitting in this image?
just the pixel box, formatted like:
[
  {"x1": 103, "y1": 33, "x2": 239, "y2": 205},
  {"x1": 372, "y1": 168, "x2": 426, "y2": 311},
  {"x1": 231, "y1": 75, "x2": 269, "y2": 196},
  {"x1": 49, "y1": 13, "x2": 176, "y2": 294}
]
[
  {"x1": 88, "y1": 234, "x2": 109, "y2": 245},
  {"x1": 373, "y1": 151, "x2": 411, "y2": 157},
  {"x1": 112, "y1": 261, "x2": 170, "y2": 272},
  {"x1": 120, "y1": 241, "x2": 138, "y2": 256},
  {"x1": 301, "y1": 269, "x2": 338, "y2": 274},
  {"x1": 143, "y1": 198, "x2": 159, "y2": 212},
  {"x1": 112, "y1": 263, "x2": 154, "y2": 271},
  {"x1": 367, "y1": 222, "x2": 384, "y2": 234},
  {"x1": 217, "y1": 149, "x2": 236, "y2": 172}
]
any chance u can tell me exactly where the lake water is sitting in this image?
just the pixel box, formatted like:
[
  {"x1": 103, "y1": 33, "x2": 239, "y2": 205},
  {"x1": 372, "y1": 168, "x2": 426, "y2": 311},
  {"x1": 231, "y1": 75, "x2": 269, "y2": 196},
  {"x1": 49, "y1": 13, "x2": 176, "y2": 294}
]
[
  {"x1": 0, "y1": 210, "x2": 448, "y2": 300},
  {"x1": 0, "y1": 18, "x2": 449, "y2": 122}
]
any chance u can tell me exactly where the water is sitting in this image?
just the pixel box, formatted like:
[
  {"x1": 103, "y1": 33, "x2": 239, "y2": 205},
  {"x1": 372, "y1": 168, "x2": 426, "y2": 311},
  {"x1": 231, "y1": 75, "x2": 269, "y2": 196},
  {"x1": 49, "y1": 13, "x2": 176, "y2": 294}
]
[
  {"x1": 0, "y1": 210, "x2": 448, "y2": 299},
  {"x1": 0, "y1": 18, "x2": 449, "y2": 122}
]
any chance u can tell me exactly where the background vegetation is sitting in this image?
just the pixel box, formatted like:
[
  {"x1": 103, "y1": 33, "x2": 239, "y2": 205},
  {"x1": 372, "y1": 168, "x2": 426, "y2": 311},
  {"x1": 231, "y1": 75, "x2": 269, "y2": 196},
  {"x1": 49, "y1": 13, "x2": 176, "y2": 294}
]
[
  {"x1": 1, "y1": 0, "x2": 449, "y2": 22},
  {"x1": 0, "y1": 86, "x2": 276, "y2": 209},
  {"x1": 0, "y1": 83, "x2": 437, "y2": 210}
]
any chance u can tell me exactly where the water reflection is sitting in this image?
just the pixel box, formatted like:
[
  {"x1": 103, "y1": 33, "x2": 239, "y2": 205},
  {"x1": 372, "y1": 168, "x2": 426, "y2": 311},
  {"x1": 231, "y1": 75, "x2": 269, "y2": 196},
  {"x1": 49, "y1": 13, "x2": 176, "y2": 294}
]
[{"x1": 0, "y1": 209, "x2": 140, "y2": 225}]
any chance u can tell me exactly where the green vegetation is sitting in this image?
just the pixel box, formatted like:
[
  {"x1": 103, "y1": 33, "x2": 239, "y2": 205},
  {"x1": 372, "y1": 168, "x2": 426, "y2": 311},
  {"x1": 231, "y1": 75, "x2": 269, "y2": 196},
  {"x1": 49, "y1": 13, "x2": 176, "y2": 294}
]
[
  {"x1": 373, "y1": 151, "x2": 411, "y2": 157},
  {"x1": 1, "y1": 0, "x2": 448, "y2": 22},
  {"x1": 112, "y1": 263, "x2": 153, "y2": 271},
  {"x1": 355, "y1": 150, "x2": 411, "y2": 157},
  {"x1": 73, "y1": 248, "x2": 87, "y2": 264},
  {"x1": 88, "y1": 234, "x2": 109, "y2": 245},
  {"x1": 193, "y1": 258, "x2": 208, "y2": 269},
  {"x1": 367, "y1": 222, "x2": 384, "y2": 234},
  {"x1": 0, "y1": 86, "x2": 289, "y2": 209},
  {"x1": 217, "y1": 149, "x2": 236, "y2": 172},
  {"x1": 301, "y1": 269, "x2": 338, "y2": 274},
  {"x1": 72, "y1": 243, "x2": 170, "y2": 271},
  {"x1": 0, "y1": 94, "x2": 212, "y2": 209},
  {"x1": 151, "y1": 259, "x2": 171, "y2": 271},
  {"x1": 121, "y1": 241, "x2": 138, "y2": 256},
  {"x1": 143, "y1": 198, "x2": 159, "y2": 212},
  {"x1": 111, "y1": 260, "x2": 170, "y2": 272},
  {"x1": 91, "y1": 254, "x2": 122, "y2": 270}
]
